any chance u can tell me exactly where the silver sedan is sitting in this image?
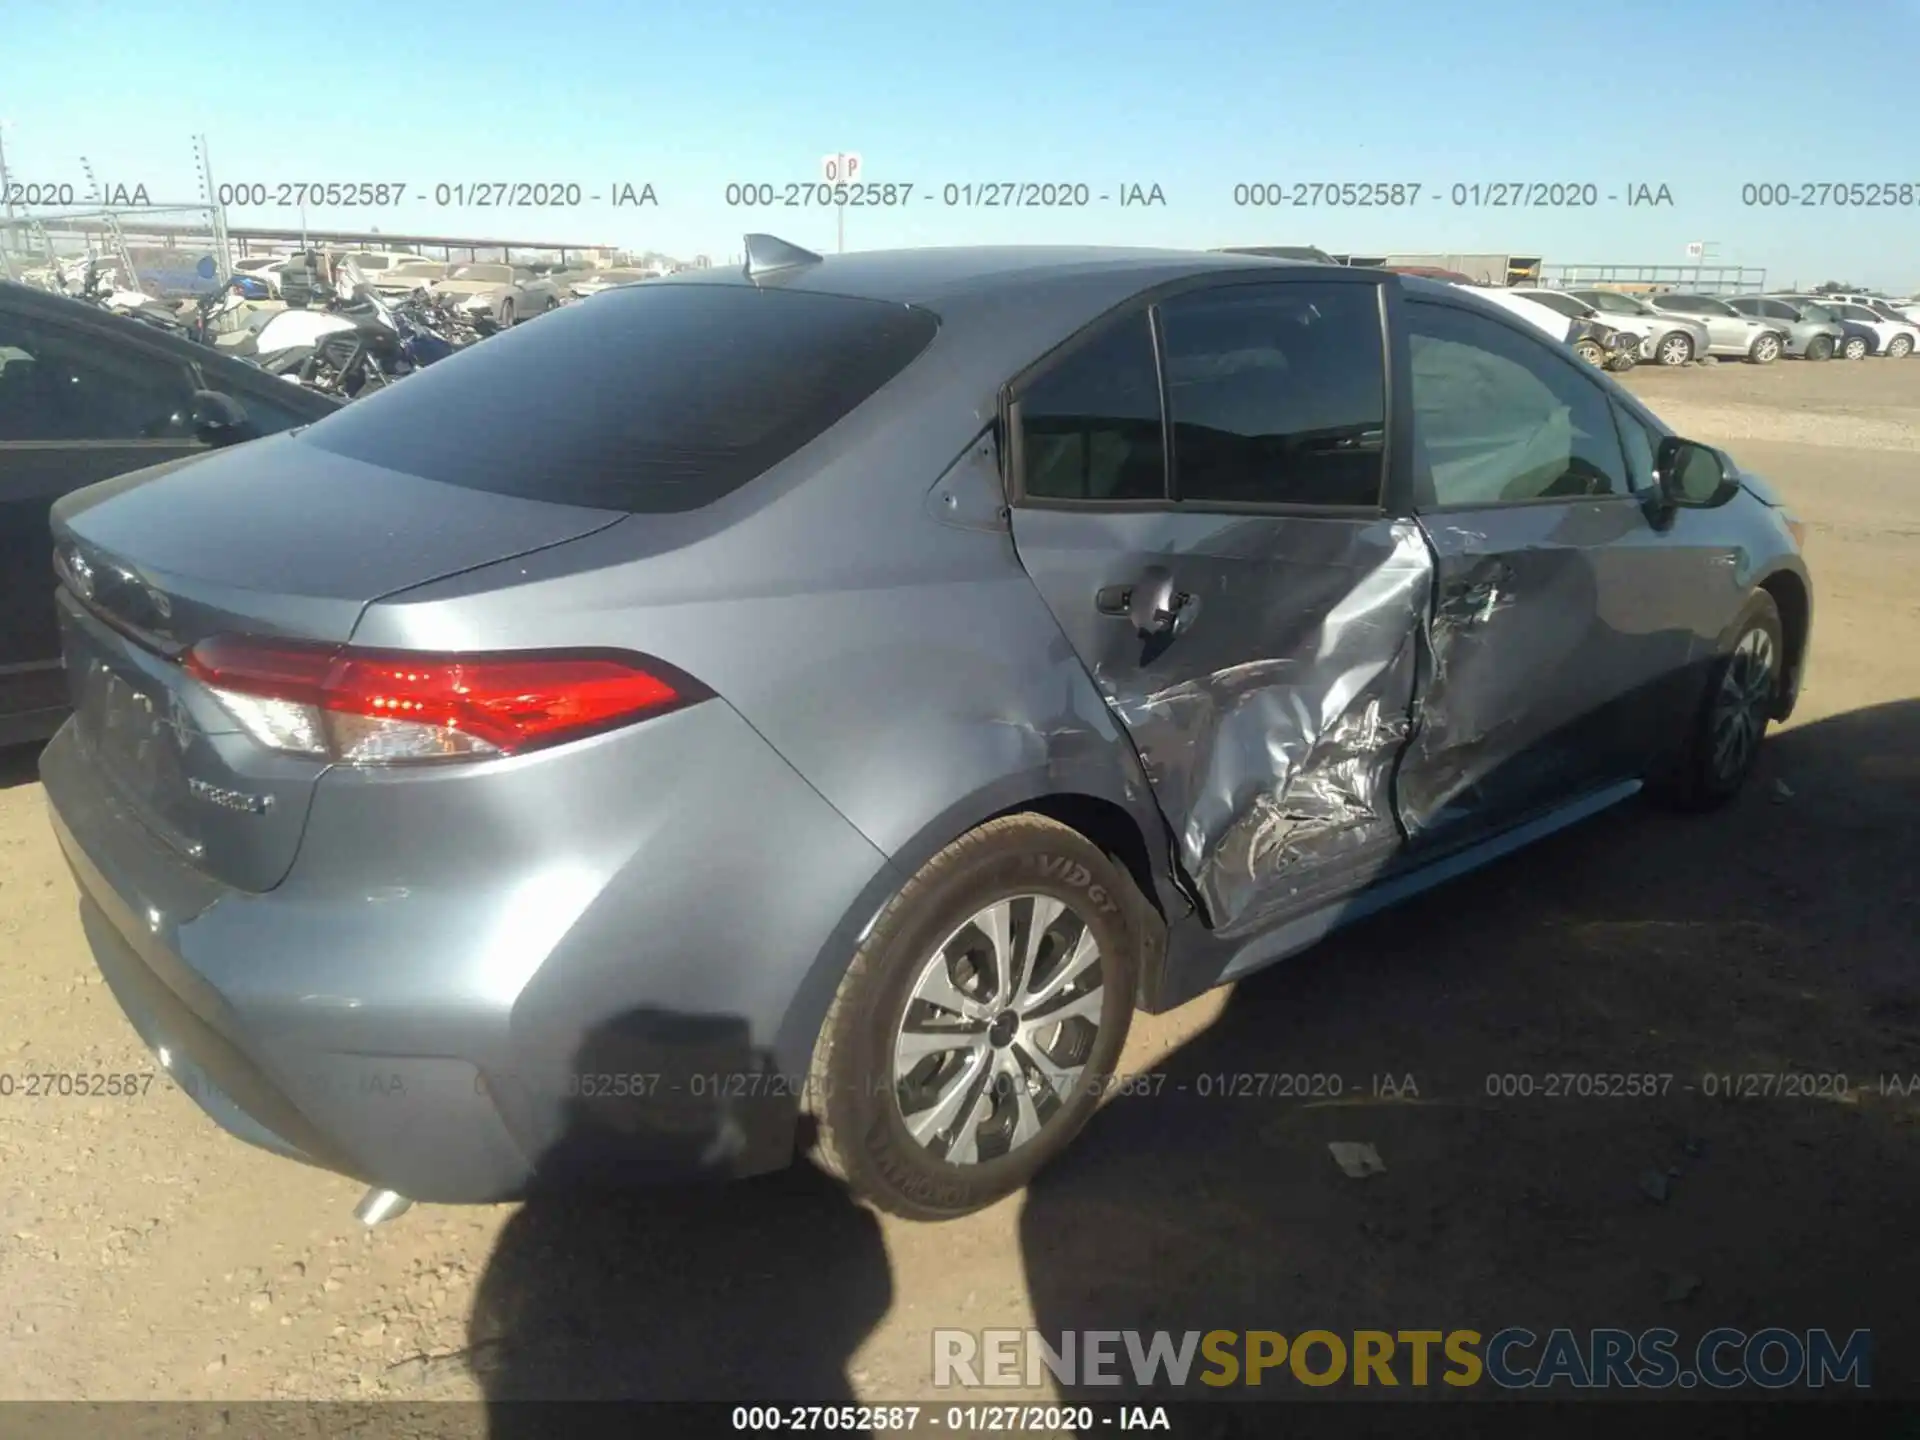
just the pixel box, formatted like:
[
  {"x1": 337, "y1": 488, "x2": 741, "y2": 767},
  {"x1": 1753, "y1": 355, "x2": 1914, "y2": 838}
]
[{"x1": 1565, "y1": 289, "x2": 1711, "y2": 366}]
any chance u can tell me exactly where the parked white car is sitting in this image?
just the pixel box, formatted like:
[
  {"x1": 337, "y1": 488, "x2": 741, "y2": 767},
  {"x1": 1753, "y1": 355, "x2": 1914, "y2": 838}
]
[
  {"x1": 569, "y1": 267, "x2": 652, "y2": 299},
  {"x1": 1449, "y1": 285, "x2": 1572, "y2": 342},
  {"x1": 368, "y1": 258, "x2": 452, "y2": 295},
  {"x1": 231, "y1": 256, "x2": 291, "y2": 296}
]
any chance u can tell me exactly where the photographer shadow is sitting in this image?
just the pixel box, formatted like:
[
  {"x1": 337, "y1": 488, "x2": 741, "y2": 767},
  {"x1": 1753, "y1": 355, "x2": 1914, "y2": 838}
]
[{"x1": 468, "y1": 1008, "x2": 892, "y2": 1436}]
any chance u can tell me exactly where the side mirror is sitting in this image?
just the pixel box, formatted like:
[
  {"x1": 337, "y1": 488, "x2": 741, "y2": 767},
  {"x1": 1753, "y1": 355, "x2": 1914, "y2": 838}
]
[
  {"x1": 190, "y1": 389, "x2": 251, "y2": 445},
  {"x1": 1654, "y1": 436, "x2": 1739, "y2": 510}
]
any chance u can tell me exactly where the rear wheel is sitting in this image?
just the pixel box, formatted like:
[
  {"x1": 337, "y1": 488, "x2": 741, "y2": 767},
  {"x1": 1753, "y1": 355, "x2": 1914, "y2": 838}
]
[
  {"x1": 1805, "y1": 334, "x2": 1835, "y2": 361},
  {"x1": 1887, "y1": 334, "x2": 1914, "y2": 359},
  {"x1": 1747, "y1": 332, "x2": 1782, "y2": 364},
  {"x1": 1572, "y1": 338, "x2": 1606, "y2": 367},
  {"x1": 1658, "y1": 591, "x2": 1784, "y2": 810},
  {"x1": 808, "y1": 814, "x2": 1140, "y2": 1220},
  {"x1": 1842, "y1": 335, "x2": 1869, "y2": 360},
  {"x1": 1656, "y1": 332, "x2": 1694, "y2": 366}
]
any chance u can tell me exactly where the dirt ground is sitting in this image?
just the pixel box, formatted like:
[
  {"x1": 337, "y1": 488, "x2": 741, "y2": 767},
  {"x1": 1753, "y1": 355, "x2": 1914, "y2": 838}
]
[{"x1": 0, "y1": 355, "x2": 1914, "y2": 1408}]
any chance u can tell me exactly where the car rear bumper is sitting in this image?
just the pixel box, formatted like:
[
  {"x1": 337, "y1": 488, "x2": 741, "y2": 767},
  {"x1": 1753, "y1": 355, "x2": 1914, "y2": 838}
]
[{"x1": 40, "y1": 698, "x2": 894, "y2": 1204}]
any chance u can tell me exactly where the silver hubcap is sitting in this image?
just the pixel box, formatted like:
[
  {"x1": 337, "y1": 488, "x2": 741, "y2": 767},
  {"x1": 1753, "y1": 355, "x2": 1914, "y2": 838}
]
[
  {"x1": 1660, "y1": 336, "x2": 1689, "y2": 365},
  {"x1": 1893, "y1": 338, "x2": 1913, "y2": 357},
  {"x1": 1847, "y1": 340, "x2": 1866, "y2": 358},
  {"x1": 1709, "y1": 628, "x2": 1776, "y2": 782},
  {"x1": 893, "y1": 893, "x2": 1106, "y2": 1166},
  {"x1": 1756, "y1": 338, "x2": 1778, "y2": 360}
]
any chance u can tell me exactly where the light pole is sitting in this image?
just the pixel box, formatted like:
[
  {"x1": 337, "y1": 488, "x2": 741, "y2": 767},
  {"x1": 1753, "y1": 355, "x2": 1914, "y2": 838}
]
[{"x1": 0, "y1": 119, "x2": 15, "y2": 221}]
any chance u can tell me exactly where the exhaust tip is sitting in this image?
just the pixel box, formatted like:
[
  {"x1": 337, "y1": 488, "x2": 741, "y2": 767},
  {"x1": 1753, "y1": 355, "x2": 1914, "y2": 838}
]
[{"x1": 353, "y1": 1187, "x2": 413, "y2": 1227}]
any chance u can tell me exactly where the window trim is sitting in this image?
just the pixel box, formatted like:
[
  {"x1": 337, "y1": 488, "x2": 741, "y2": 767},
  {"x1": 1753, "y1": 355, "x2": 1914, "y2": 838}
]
[
  {"x1": 1607, "y1": 395, "x2": 1665, "y2": 494},
  {"x1": 1401, "y1": 291, "x2": 1636, "y2": 515},
  {"x1": 1004, "y1": 268, "x2": 1394, "y2": 519}
]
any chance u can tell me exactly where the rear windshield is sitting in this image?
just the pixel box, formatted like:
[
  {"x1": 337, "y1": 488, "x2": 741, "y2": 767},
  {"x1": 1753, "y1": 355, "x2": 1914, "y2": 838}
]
[{"x1": 299, "y1": 284, "x2": 940, "y2": 512}]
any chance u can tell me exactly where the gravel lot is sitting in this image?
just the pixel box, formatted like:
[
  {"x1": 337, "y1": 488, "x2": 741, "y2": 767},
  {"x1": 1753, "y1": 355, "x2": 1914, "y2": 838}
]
[{"x1": 0, "y1": 355, "x2": 1915, "y2": 1408}]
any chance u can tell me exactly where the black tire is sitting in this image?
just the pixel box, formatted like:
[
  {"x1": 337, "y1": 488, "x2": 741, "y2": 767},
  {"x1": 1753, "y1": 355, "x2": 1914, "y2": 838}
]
[
  {"x1": 808, "y1": 813, "x2": 1140, "y2": 1221},
  {"x1": 1657, "y1": 591, "x2": 1784, "y2": 811},
  {"x1": 1655, "y1": 331, "x2": 1694, "y2": 367},
  {"x1": 1842, "y1": 335, "x2": 1869, "y2": 360},
  {"x1": 1747, "y1": 332, "x2": 1782, "y2": 364},
  {"x1": 499, "y1": 298, "x2": 516, "y2": 327},
  {"x1": 1805, "y1": 334, "x2": 1835, "y2": 361},
  {"x1": 1573, "y1": 338, "x2": 1605, "y2": 367},
  {"x1": 1887, "y1": 334, "x2": 1914, "y2": 359}
]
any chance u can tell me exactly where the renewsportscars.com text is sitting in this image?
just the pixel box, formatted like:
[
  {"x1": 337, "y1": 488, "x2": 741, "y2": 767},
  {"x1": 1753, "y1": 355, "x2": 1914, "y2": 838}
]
[{"x1": 933, "y1": 1327, "x2": 1872, "y2": 1390}]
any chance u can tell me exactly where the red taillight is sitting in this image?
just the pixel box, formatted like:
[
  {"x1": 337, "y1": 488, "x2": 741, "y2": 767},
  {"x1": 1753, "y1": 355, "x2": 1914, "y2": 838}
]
[{"x1": 183, "y1": 637, "x2": 697, "y2": 763}]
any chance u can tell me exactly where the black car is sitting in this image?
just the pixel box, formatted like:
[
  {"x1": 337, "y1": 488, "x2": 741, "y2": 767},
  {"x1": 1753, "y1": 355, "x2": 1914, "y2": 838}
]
[{"x1": 0, "y1": 282, "x2": 340, "y2": 744}]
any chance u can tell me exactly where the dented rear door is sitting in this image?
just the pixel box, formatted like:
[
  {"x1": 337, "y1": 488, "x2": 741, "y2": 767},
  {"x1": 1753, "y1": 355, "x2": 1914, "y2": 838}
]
[{"x1": 1007, "y1": 272, "x2": 1429, "y2": 938}]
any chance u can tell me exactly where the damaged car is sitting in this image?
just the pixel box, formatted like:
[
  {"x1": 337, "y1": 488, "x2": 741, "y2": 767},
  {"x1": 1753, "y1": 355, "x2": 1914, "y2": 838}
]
[
  {"x1": 40, "y1": 237, "x2": 1811, "y2": 1224},
  {"x1": 427, "y1": 262, "x2": 562, "y2": 327}
]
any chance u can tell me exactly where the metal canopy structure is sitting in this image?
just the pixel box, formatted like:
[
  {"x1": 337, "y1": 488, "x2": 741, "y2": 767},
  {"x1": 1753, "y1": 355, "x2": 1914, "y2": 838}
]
[
  {"x1": 214, "y1": 223, "x2": 610, "y2": 265},
  {"x1": 1538, "y1": 263, "x2": 1768, "y2": 296}
]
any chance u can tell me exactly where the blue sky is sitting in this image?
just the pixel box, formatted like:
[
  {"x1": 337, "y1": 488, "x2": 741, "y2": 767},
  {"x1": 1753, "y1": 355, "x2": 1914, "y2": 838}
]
[{"x1": 4, "y1": 0, "x2": 1918, "y2": 288}]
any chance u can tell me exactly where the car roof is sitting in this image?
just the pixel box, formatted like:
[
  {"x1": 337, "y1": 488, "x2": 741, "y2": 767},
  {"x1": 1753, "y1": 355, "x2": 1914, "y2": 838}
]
[
  {"x1": 0, "y1": 279, "x2": 339, "y2": 414},
  {"x1": 653, "y1": 244, "x2": 1333, "y2": 310}
]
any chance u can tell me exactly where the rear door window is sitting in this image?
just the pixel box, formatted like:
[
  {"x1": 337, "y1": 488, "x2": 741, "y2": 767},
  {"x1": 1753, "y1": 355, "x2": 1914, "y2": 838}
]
[
  {"x1": 298, "y1": 284, "x2": 939, "y2": 511},
  {"x1": 0, "y1": 313, "x2": 199, "y2": 442},
  {"x1": 1157, "y1": 280, "x2": 1386, "y2": 507}
]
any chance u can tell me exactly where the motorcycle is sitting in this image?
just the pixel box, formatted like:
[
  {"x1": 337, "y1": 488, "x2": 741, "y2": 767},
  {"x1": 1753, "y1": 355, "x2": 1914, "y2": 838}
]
[
  {"x1": 257, "y1": 263, "x2": 460, "y2": 398},
  {"x1": 66, "y1": 258, "x2": 187, "y2": 334}
]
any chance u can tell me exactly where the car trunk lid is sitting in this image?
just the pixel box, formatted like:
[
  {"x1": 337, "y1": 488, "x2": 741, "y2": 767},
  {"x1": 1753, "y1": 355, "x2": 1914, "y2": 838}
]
[{"x1": 49, "y1": 435, "x2": 624, "y2": 892}]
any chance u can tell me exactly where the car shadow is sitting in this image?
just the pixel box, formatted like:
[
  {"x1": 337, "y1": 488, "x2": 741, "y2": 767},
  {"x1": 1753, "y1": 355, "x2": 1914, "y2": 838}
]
[
  {"x1": 1016, "y1": 698, "x2": 1920, "y2": 1405},
  {"x1": 0, "y1": 741, "x2": 46, "y2": 791},
  {"x1": 456, "y1": 702, "x2": 1916, "y2": 1423},
  {"x1": 467, "y1": 1014, "x2": 893, "y2": 1437}
]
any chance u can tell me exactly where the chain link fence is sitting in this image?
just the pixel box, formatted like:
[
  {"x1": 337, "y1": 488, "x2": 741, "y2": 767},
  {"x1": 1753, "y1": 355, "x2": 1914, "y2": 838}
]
[{"x1": 1, "y1": 204, "x2": 231, "y2": 296}]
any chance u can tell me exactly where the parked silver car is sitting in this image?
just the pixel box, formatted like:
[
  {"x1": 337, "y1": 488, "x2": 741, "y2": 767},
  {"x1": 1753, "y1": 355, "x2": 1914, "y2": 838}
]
[
  {"x1": 1559, "y1": 288, "x2": 1712, "y2": 366},
  {"x1": 1521, "y1": 288, "x2": 1703, "y2": 367},
  {"x1": 428, "y1": 263, "x2": 563, "y2": 327},
  {"x1": 1779, "y1": 297, "x2": 1918, "y2": 358},
  {"x1": 40, "y1": 240, "x2": 1812, "y2": 1222},
  {"x1": 1724, "y1": 296, "x2": 1845, "y2": 360},
  {"x1": 1639, "y1": 293, "x2": 1787, "y2": 363}
]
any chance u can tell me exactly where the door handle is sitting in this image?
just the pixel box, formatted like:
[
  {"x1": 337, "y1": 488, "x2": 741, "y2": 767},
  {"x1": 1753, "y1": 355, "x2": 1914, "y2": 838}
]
[{"x1": 1097, "y1": 570, "x2": 1190, "y2": 637}]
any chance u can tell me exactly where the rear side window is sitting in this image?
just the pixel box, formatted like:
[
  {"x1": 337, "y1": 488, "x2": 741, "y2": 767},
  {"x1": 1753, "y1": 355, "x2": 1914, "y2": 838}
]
[
  {"x1": 1017, "y1": 310, "x2": 1166, "y2": 502},
  {"x1": 299, "y1": 285, "x2": 939, "y2": 512},
  {"x1": 1526, "y1": 291, "x2": 1587, "y2": 319}
]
